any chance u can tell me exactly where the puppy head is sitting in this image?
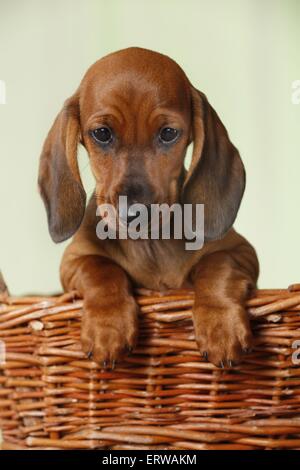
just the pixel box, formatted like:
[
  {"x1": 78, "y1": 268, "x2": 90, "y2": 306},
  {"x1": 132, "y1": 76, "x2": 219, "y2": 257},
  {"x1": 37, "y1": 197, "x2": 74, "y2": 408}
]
[{"x1": 38, "y1": 47, "x2": 245, "y2": 243}]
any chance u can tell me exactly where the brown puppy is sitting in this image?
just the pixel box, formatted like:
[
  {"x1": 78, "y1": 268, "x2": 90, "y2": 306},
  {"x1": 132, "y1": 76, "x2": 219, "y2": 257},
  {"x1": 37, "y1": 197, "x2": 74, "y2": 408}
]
[{"x1": 38, "y1": 47, "x2": 259, "y2": 368}]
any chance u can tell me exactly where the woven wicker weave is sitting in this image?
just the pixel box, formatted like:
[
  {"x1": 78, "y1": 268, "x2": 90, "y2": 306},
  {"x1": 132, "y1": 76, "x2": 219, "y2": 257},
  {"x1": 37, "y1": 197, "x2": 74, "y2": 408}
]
[{"x1": 1, "y1": 284, "x2": 300, "y2": 450}]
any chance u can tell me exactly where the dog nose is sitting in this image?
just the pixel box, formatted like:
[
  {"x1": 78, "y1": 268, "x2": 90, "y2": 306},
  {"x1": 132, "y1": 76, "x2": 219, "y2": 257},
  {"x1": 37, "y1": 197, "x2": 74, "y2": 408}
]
[
  {"x1": 124, "y1": 182, "x2": 146, "y2": 203},
  {"x1": 118, "y1": 181, "x2": 153, "y2": 223}
]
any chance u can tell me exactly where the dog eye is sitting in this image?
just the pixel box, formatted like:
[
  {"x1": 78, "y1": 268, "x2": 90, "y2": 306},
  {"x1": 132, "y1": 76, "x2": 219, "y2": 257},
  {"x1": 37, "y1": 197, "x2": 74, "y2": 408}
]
[
  {"x1": 159, "y1": 127, "x2": 179, "y2": 144},
  {"x1": 91, "y1": 127, "x2": 113, "y2": 144}
]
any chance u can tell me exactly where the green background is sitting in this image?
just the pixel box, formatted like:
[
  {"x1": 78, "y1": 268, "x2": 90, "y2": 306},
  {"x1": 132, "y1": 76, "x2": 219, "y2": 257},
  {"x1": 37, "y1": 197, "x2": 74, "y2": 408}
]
[{"x1": 0, "y1": 0, "x2": 299, "y2": 294}]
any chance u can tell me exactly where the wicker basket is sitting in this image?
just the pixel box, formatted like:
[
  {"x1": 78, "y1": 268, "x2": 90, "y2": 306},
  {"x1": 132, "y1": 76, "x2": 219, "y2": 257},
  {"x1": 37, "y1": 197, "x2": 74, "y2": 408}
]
[{"x1": 1, "y1": 284, "x2": 300, "y2": 450}]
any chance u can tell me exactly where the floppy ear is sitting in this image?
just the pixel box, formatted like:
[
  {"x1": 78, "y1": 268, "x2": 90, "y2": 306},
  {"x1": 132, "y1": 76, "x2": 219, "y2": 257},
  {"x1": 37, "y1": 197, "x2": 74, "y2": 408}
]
[
  {"x1": 38, "y1": 93, "x2": 86, "y2": 243},
  {"x1": 183, "y1": 87, "x2": 245, "y2": 241}
]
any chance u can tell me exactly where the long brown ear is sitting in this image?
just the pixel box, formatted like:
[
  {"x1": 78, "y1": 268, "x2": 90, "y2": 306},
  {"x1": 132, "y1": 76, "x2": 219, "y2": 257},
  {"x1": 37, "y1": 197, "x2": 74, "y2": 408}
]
[
  {"x1": 38, "y1": 93, "x2": 86, "y2": 243},
  {"x1": 183, "y1": 87, "x2": 245, "y2": 241}
]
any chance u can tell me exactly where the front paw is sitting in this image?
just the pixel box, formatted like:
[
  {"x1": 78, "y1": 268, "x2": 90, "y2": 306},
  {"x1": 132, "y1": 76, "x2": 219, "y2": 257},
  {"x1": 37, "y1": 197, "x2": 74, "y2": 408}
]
[
  {"x1": 81, "y1": 294, "x2": 138, "y2": 367},
  {"x1": 193, "y1": 304, "x2": 253, "y2": 368}
]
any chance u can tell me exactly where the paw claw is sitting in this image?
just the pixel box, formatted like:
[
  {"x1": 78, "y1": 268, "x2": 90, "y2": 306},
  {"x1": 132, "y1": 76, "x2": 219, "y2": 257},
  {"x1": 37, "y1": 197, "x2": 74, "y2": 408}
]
[
  {"x1": 243, "y1": 347, "x2": 252, "y2": 354},
  {"x1": 202, "y1": 351, "x2": 208, "y2": 361}
]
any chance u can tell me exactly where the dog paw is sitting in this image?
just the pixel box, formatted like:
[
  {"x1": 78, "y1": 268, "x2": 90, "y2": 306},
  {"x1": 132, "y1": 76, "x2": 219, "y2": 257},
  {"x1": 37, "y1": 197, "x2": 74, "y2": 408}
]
[
  {"x1": 81, "y1": 294, "x2": 138, "y2": 368},
  {"x1": 193, "y1": 304, "x2": 253, "y2": 368}
]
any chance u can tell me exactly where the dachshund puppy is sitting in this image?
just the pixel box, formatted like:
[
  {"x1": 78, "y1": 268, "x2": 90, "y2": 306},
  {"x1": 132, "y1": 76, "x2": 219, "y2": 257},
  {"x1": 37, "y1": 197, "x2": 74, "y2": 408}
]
[{"x1": 38, "y1": 47, "x2": 259, "y2": 368}]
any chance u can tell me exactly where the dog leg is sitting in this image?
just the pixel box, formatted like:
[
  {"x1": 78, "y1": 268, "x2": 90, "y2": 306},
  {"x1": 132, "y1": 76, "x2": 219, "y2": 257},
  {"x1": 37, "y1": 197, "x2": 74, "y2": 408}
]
[
  {"x1": 61, "y1": 254, "x2": 138, "y2": 367},
  {"x1": 191, "y1": 239, "x2": 259, "y2": 367}
]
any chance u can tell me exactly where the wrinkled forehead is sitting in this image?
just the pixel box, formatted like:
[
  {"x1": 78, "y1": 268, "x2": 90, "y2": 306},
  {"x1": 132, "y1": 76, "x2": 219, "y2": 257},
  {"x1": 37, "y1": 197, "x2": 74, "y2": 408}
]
[{"x1": 79, "y1": 50, "x2": 191, "y2": 120}]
